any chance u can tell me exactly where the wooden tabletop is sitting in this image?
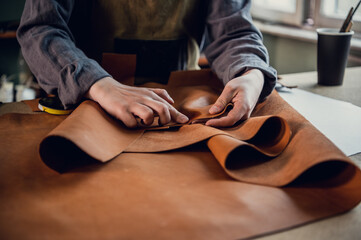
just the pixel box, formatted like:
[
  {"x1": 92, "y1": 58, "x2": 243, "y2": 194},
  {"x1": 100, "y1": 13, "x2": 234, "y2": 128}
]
[{"x1": 1, "y1": 67, "x2": 361, "y2": 239}]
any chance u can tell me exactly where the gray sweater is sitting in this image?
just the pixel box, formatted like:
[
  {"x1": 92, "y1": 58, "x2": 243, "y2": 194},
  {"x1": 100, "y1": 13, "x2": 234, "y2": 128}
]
[{"x1": 17, "y1": 0, "x2": 277, "y2": 109}]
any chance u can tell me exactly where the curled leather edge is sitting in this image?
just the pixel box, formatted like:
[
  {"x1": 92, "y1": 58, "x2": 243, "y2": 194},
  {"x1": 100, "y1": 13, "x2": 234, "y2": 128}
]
[{"x1": 207, "y1": 116, "x2": 292, "y2": 184}]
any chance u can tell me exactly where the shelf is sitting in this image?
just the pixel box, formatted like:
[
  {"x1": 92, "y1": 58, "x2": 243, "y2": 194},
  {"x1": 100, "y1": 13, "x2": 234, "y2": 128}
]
[{"x1": 0, "y1": 31, "x2": 17, "y2": 39}]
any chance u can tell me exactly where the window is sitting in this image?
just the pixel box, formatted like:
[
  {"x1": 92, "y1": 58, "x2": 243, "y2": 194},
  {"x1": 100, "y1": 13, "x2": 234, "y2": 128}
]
[
  {"x1": 315, "y1": 0, "x2": 361, "y2": 33},
  {"x1": 321, "y1": 0, "x2": 361, "y2": 21},
  {"x1": 252, "y1": 0, "x2": 361, "y2": 35},
  {"x1": 253, "y1": 0, "x2": 297, "y2": 13},
  {"x1": 251, "y1": 0, "x2": 306, "y2": 26}
]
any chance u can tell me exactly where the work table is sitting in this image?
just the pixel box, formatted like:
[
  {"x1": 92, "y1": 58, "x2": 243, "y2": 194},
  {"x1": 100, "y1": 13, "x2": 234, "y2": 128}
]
[{"x1": 1, "y1": 67, "x2": 361, "y2": 240}]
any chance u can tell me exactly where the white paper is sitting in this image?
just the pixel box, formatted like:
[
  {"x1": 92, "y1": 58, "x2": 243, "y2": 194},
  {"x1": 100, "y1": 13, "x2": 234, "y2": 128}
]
[{"x1": 278, "y1": 88, "x2": 361, "y2": 156}]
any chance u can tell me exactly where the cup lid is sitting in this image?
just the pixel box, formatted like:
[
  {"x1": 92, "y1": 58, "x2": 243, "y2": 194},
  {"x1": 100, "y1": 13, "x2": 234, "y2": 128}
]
[{"x1": 317, "y1": 28, "x2": 354, "y2": 36}]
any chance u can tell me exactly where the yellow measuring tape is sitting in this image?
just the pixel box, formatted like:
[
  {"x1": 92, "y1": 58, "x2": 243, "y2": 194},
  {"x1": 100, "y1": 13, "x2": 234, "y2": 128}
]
[{"x1": 38, "y1": 97, "x2": 73, "y2": 115}]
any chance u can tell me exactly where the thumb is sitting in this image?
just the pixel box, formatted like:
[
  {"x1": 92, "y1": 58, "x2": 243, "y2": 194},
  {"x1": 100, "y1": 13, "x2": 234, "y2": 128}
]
[{"x1": 209, "y1": 87, "x2": 234, "y2": 114}]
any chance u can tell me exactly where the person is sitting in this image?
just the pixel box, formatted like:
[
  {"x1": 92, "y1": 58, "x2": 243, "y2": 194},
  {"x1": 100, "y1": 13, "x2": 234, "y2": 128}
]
[{"x1": 17, "y1": 0, "x2": 277, "y2": 128}]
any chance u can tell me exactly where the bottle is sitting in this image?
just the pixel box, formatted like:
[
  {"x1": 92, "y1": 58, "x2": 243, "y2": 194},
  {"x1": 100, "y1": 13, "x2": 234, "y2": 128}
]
[
  {"x1": 15, "y1": 52, "x2": 35, "y2": 101},
  {"x1": 0, "y1": 75, "x2": 14, "y2": 103}
]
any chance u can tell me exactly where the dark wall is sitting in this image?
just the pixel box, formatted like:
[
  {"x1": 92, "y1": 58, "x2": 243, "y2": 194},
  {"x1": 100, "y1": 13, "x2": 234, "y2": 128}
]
[
  {"x1": 0, "y1": 0, "x2": 26, "y2": 22},
  {"x1": 0, "y1": 0, "x2": 26, "y2": 83}
]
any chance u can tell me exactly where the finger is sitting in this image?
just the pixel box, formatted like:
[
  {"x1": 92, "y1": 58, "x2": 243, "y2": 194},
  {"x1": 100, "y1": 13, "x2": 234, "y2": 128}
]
[
  {"x1": 129, "y1": 103, "x2": 155, "y2": 126},
  {"x1": 168, "y1": 106, "x2": 189, "y2": 124},
  {"x1": 209, "y1": 85, "x2": 236, "y2": 114},
  {"x1": 113, "y1": 108, "x2": 138, "y2": 128},
  {"x1": 142, "y1": 99, "x2": 172, "y2": 125},
  {"x1": 206, "y1": 102, "x2": 247, "y2": 127},
  {"x1": 205, "y1": 115, "x2": 237, "y2": 128},
  {"x1": 143, "y1": 97, "x2": 188, "y2": 125},
  {"x1": 150, "y1": 88, "x2": 174, "y2": 104},
  {"x1": 153, "y1": 102, "x2": 189, "y2": 125}
]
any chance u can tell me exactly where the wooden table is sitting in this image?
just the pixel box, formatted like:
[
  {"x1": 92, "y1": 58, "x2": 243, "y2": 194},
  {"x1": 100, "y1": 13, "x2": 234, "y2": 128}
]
[{"x1": 1, "y1": 67, "x2": 361, "y2": 239}]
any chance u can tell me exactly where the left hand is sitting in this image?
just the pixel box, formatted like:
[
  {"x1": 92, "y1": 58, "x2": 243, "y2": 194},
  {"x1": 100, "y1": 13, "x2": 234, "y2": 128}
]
[{"x1": 206, "y1": 69, "x2": 264, "y2": 127}]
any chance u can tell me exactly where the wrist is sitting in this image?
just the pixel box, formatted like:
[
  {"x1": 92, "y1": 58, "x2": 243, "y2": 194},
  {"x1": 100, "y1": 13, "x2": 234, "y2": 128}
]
[
  {"x1": 243, "y1": 69, "x2": 264, "y2": 81},
  {"x1": 85, "y1": 77, "x2": 113, "y2": 102},
  {"x1": 247, "y1": 69, "x2": 266, "y2": 102}
]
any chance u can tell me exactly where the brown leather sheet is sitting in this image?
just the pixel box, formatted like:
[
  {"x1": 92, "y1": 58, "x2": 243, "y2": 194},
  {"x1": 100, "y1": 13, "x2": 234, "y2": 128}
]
[
  {"x1": 0, "y1": 54, "x2": 361, "y2": 239},
  {"x1": 23, "y1": 98, "x2": 41, "y2": 112}
]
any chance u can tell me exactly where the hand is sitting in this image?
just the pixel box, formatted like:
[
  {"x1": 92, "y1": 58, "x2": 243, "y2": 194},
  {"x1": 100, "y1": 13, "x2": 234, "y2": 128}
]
[
  {"x1": 86, "y1": 77, "x2": 189, "y2": 128},
  {"x1": 206, "y1": 69, "x2": 264, "y2": 127}
]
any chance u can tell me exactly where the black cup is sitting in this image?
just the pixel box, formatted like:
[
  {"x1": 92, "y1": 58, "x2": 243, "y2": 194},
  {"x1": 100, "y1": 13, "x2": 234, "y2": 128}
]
[{"x1": 317, "y1": 28, "x2": 354, "y2": 86}]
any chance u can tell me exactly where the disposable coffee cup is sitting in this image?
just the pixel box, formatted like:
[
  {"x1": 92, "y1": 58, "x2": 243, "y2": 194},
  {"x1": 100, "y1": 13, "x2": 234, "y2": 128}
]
[{"x1": 317, "y1": 28, "x2": 354, "y2": 86}]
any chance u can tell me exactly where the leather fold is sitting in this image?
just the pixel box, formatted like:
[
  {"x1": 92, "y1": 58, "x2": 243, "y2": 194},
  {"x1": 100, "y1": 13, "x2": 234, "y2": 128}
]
[
  {"x1": 37, "y1": 54, "x2": 361, "y2": 189},
  {"x1": 39, "y1": 100, "x2": 144, "y2": 172},
  {"x1": 38, "y1": 82, "x2": 293, "y2": 181}
]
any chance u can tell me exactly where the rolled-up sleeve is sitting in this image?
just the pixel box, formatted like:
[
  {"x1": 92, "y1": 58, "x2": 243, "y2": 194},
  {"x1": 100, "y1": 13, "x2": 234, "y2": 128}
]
[
  {"x1": 17, "y1": 0, "x2": 110, "y2": 109},
  {"x1": 204, "y1": 0, "x2": 277, "y2": 100}
]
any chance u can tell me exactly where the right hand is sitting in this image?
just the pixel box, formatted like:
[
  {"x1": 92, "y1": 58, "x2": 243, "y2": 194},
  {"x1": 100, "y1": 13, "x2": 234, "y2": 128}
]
[{"x1": 85, "y1": 77, "x2": 189, "y2": 128}]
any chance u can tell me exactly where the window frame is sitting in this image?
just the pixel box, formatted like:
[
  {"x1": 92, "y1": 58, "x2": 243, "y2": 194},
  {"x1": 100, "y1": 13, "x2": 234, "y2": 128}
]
[
  {"x1": 251, "y1": 0, "x2": 361, "y2": 35},
  {"x1": 313, "y1": 0, "x2": 361, "y2": 33}
]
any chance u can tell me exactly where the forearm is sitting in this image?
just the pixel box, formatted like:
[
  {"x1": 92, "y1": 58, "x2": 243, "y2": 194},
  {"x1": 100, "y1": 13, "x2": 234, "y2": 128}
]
[
  {"x1": 205, "y1": 0, "x2": 277, "y2": 100},
  {"x1": 17, "y1": 0, "x2": 110, "y2": 109}
]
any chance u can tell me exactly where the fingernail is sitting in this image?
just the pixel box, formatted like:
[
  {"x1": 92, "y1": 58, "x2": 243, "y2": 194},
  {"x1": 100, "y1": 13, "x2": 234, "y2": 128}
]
[
  {"x1": 179, "y1": 114, "x2": 189, "y2": 123},
  {"x1": 168, "y1": 96, "x2": 174, "y2": 104}
]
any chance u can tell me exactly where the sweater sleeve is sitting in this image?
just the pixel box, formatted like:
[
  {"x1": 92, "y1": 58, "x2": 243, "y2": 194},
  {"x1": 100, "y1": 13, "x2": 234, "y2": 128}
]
[
  {"x1": 17, "y1": 0, "x2": 110, "y2": 109},
  {"x1": 204, "y1": 0, "x2": 277, "y2": 100}
]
